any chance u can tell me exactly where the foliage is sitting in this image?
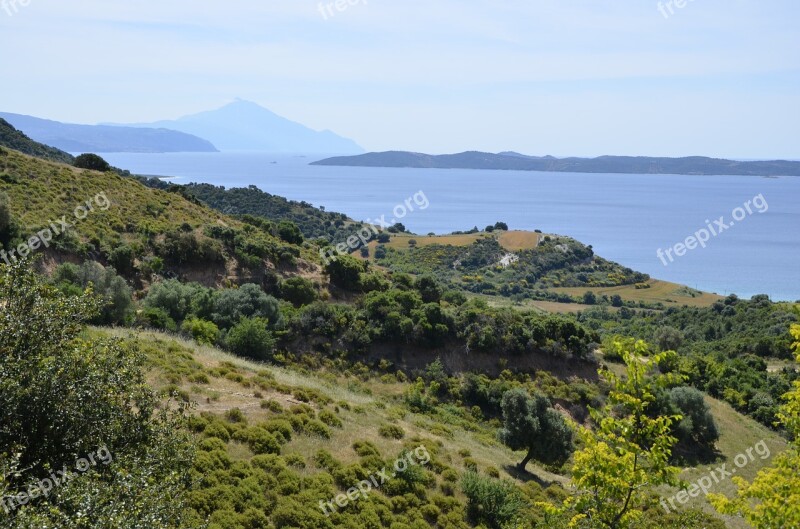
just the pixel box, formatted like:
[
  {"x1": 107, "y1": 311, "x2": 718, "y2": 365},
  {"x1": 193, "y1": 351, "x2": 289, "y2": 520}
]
[
  {"x1": 0, "y1": 261, "x2": 193, "y2": 528},
  {"x1": 461, "y1": 471, "x2": 526, "y2": 529},
  {"x1": 74, "y1": 153, "x2": 112, "y2": 172},
  {"x1": 709, "y1": 323, "x2": 800, "y2": 527},
  {"x1": 225, "y1": 317, "x2": 276, "y2": 360},
  {"x1": 553, "y1": 340, "x2": 685, "y2": 529},
  {"x1": 181, "y1": 317, "x2": 220, "y2": 345},
  {"x1": 499, "y1": 388, "x2": 574, "y2": 469}
]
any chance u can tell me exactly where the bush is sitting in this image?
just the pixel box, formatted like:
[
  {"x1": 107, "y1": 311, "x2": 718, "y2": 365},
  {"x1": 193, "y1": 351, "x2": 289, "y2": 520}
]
[
  {"x1": 378, "y1": 423, "x2": 405, "y2": 439},
  {"x1": 279, "y1": 276, "x2": 317, "y2": 307},
  {"x1": 461, "y1": 471, "x2": 526, "y2": 529},
  {"x1": 181, "y1": 317, "x2": 220, "y2": 345},
  {"x1": 74, "y1": 153, "x2": 111, "y2": 172},
  {"x1": 225, "y1": 317, "x2": 275, "y2": 360},
  {"x1": 211, "y1": 284, "x2": 280, "y2": 329}
]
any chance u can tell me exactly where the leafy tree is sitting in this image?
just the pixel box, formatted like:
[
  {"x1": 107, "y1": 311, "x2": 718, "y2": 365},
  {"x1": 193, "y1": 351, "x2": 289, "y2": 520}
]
[
  {"x1": 494, "y1": 222, "x2": 509, "y2": 231},
  {"x1": 377, "y1": 233, "x2": 391, "y2": 243},
  {"x1": 653, "y1": 326, "x2": 684, "y2": 352},
  {"x1": 277, "y1": 220, "x2": 303, "y2": 245},
  {"x1": 709, "y1": 323, "x2": 800, "y2": 528},
  {"x1": 279, "y1": 276, "x2": 317, "y2": 307},
  {"x1": 551, "y1": 339, "x2": 685, "y2": 529},
  {"x1": 499, "y1": 388, "x2": 574, "y2": 469},
  {"x1": 211, "y1": 283, "x2": 280, "y2": 329},
  {"x1": 0, "y1": 260, "x2": 193, "y2": 528},
  {"x1": 654, "y1": 386, "x2": 719, "y2": 458},
  {"x1": 582, "y1": 291, "x2": 597, "y2": 305},
  {"x1": 325, "y1": 255, "x2": 366, "y2": 290},
  {"x1": 108, "y1": 244, "x2": 136, "y2": 276},
  {"x1": 611, "y1": 294, "x2": 624, "y2": 307},
  {"x1": 225, "y1": 317, "x2": 276, "y2": 360},
  {"x1": 74, "y1": 153, "x2": 112, "y2": 172},
  {"x1": 415, "y1": 275, "x2": 443, "y2": 303},
  {"x1": 143, "y1": 279, "x2": 211, "y2": 323}
]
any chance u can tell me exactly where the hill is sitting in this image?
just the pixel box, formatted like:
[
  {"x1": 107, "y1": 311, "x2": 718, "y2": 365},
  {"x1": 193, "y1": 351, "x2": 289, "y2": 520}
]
[
  {"x1": 0, "y1": 112, "x2": 219, "y2": 153},
  {"x1": 312, "y1": 150, "x2": 800, "y2": 176},
  {"x1": 114, "y1": 99, "x2": 364, "y2": 153},
  {"x1": 0, "y1": 146, "x2": 314, "y2": 287},
  {"x1": 0, "y1": 118, "x2": 74, "y2": 164}
]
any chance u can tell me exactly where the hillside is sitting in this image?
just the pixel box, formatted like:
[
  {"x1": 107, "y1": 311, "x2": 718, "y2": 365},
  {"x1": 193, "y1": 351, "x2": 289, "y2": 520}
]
[
  {"x1": 0, "y1": 118, "x2": 74, "y2": 164},
  {"x1": 0, "y1": 112, "x2": 219, "y2": 153},
  {"x1": 0, "y1": 146, "x2": 315, "y2": 287},
  {"x1": 312, "y1": 150, "x2": 800, "y2": 176},
  {"x1": 113, "y1": 99, "x2": 364, "y2": 153},
  {"x1": 101, "y1": 326, "x2": 788, "y2": 529}
]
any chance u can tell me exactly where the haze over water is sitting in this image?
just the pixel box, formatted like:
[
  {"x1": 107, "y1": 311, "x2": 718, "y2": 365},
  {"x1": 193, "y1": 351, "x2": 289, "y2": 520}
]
[{"x1": 103, "y1": 152, "x2": 800, "y2": 301}]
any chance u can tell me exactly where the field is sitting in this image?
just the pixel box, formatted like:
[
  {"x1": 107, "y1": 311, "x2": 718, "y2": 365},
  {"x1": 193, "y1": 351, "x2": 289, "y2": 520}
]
[
  {"x1": 554, "y1": 279, "x2": 723, "y2": 308},
  {"x1": 367, "y1": 230, "x2": 541, "y2": 253}
]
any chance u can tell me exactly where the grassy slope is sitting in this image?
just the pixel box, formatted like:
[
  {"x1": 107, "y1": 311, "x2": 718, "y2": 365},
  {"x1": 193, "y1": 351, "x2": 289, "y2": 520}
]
[
  {"x1": 102, "y1": 326, "x2": 786, "y2": 527},
  {"x1": 0, "y1": 148, "x2": 318, "y2": 283},
  {"x1": 553, "y1": 280, "x2": 723, "y2": 309}
]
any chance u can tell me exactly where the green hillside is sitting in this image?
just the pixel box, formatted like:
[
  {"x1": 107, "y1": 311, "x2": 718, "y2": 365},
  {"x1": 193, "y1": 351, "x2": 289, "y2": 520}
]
[{"x1": 0, "y1": 118, "x2": 74, "y2": 164}]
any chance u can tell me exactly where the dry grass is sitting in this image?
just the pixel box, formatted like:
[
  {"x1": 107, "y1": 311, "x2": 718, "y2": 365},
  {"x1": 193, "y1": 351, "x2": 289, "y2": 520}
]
[{"x1": 553, "y1": 279, "x2": 723, "y2": 308}]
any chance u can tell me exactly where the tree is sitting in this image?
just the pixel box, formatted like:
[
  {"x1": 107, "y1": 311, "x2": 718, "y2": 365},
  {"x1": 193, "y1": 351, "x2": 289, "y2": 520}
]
[
  {"x1": 280, "y1": 276, "x2": 317, "y2": 307},
  {"x1": 655, "y1": 386, "x2": 719, "y2": 458},
  {"x1": 325, "y1": 255, "x2": 366, "y2": 290},
  {"x1": 551, "y1": 339, "x2": 685, "y2": 529},
  {"x1": 277, "y1": 220, "x2": 303, "y2": 245},
  {"x1": 461, "y1": 471, "x2": 526, "y2": 529},
  {"x1": 653, "y1": 325, "x2": 683, "y2": 351},
  {"x1": 611, "y1": 294, "x2": 624, "y2": 307},
  {"x1": 0, "y1": 191, "x2": 20, "y2": 250},
  {"x1": 211, "y1": 283, "x2": 280, "y2": 329},
  {"x1": 709, "y1": 323, "x2": 800, "y2": 528},
  {"x1": 415, "y1": 275, "x2": 443, "y2": 303},
  {"x1": 499, "y1": 388, "x2": 574, "y2": 470},
  {"x1": 74, "y1": 153, "x2": 111, "y2": 172},
  {"x1": 494, "y1": 222, "x2": 509, "y2": 231},
  {"x1": 226, "y1": 317, "x2": 276, "y2": 360},
  {"x1": 582, "y1": 291, "x2": 597, "y2": 305},
  {"x1": 0, "y1": 260, "x2": 193, "y2": 528}
]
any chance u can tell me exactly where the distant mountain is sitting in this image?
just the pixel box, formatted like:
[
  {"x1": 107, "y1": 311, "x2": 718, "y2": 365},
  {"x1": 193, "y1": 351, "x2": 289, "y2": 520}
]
[
  {"x1": 115, "y1": 99, "x2": 364, "y2": 154},
  {"x1": 312, "y1": 151, "x2": 800, "y2": 176},
  {"x1": 0, "y1": 113, "x2": 218, "y2": 154},
  {"x1": 0, "y1": 118, "x2": 75, "y2": 163}
]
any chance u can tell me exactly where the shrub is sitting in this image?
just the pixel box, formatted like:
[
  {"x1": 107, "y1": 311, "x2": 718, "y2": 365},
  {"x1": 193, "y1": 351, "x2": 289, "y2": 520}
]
[
  {"x1": 74, "y1": 153, "x2": 111, "y2": 172},
  {"x1": 181, "y1": 317, "x2": 220, "y2": 345},
  {"x1": 279, "y1": 276, "x2": 317, "y2": 307},
  {"x1": 461, "y1": 471, "x2": 526, "y2": 529},
  {"x1": 226, "y1": 317, "x2": 275, "y2": 360},
  {"x1": 318, "y1": 409, "x2": 343, "y2": 428},
  {"x1": 378, "y1": 424, "x2": 405, "y2": 439},
  {"x1": 303, "y1": 419, "x2": 332, "y2": 439}
]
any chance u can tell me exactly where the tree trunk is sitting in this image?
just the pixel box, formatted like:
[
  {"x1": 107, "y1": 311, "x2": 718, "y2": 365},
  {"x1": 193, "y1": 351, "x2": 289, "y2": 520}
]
[{"x1": 517, "y1": 449, "x2": 533, "y2": 470}]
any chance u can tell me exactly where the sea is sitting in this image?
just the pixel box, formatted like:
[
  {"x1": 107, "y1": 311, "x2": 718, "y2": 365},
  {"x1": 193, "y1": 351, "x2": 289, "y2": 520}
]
[{"x1": 100, "y1": 152, "x2": 800, "y2": 302}]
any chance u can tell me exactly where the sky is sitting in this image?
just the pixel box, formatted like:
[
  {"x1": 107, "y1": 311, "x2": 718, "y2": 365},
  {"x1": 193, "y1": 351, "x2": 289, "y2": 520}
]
[{"x1": 0, "y1": 0, "x2": 798, "y2": 157}]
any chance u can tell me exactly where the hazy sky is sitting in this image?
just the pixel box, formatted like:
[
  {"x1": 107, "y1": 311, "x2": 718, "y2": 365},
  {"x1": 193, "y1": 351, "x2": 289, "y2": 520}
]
[{"x1": 1, "y1": 0, "x2": 798, "y2": 157}]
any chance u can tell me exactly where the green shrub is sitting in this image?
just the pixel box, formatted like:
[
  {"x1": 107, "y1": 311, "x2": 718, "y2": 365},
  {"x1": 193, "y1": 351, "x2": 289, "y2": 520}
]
[
  {"x1": 318, "y1": 409, "x2": 343, "y2": 428},
  {"x1": 226, "y1": 317, "x2": 275, "y2": 360},
  {"x1": 182, "y1": 317, "x2": 220, "y2": 345},
  {"x1": 303, "y1": 419, "x2": 332, "y2": 439},
  {"x1": 461, "y1": 471, "x2": 526, "y2": 529},
  {"x1": 379, "y1": 423, "x2": 405, "y2": 439}
]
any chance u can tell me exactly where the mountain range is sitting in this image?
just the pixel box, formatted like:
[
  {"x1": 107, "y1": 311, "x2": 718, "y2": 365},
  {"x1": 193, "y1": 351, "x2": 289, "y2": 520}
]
[
  {"x1": 0, "y1": 112, "x2": 217, "y2": 154},
  {"x1": 312, "y1": 150, "x2": 800, "y2": 176},
  {"x1": 1, "y1": 100, "x2": 363, "y2": 154}
]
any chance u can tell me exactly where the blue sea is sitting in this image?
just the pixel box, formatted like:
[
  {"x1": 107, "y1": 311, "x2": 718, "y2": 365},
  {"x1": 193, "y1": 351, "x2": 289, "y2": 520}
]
[{"x1": 101, "y1": 152, "x2": 800, "y2": 301}]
